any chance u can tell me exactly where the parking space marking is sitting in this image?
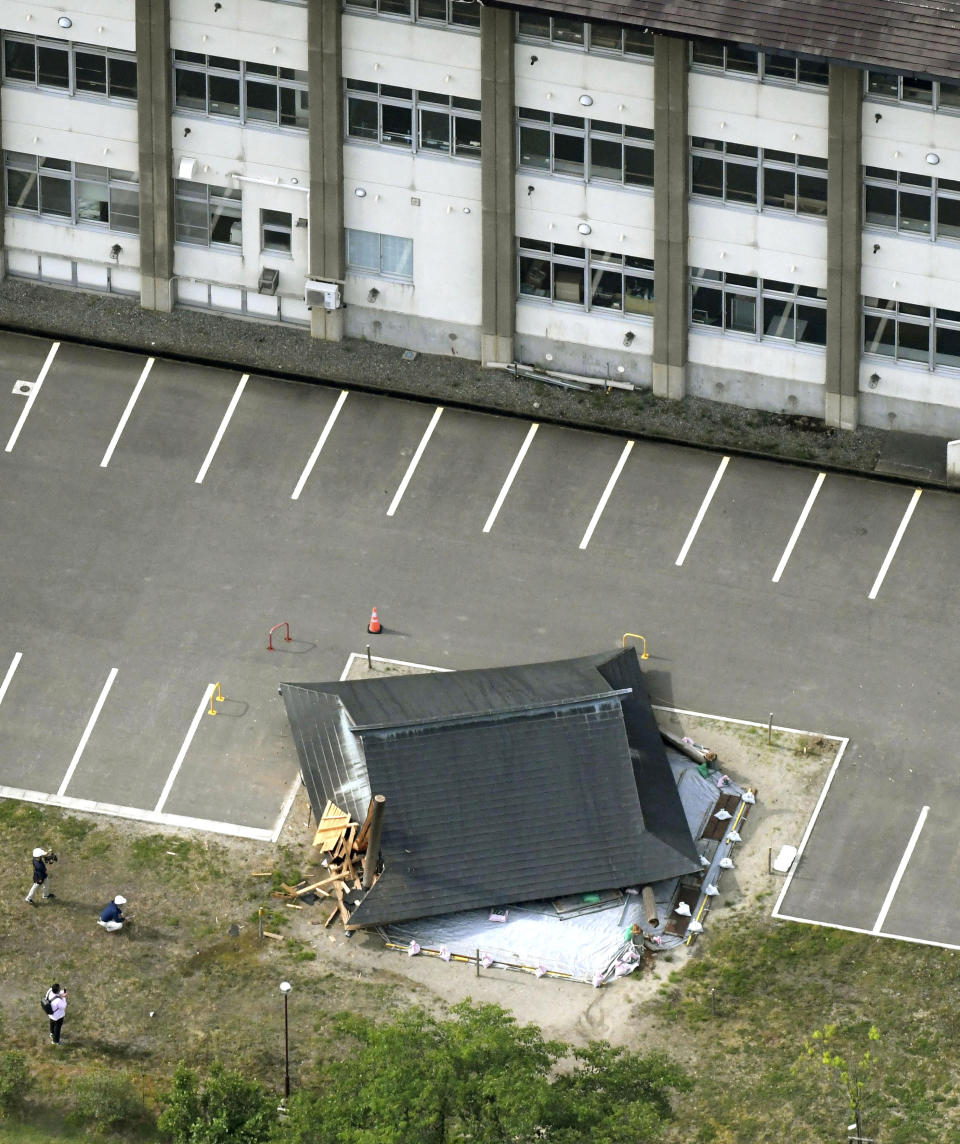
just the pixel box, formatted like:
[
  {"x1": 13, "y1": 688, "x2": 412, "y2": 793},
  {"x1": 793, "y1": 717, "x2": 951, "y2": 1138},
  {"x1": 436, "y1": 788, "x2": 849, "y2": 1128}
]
[
  {"x1": 291, "y1": 389, "x2": 349, "y2": 500},
  {"x1": 868, "y1": 488, "x2": 922, "y2": 600},
  {"x1": 0, "y1": 782, "x2": 295, "y2": 842},
  {"x1": 387, "y1": 405, "x2": 444, "y2": 516},
  {"x1": 4, "y1": 341, "x2": 59, "y2": 453},
  {"x1": 873, "y1": 805, "x2": 929, "y2": 933},
  {"x1": 483, "y1": 423, "x2": 539, "y2": 533},
  {"x1": 772, "y1": 472, "x2": 826, "y2": 583},
  {"x1": 0, "y1": 652, "x2": 23, "y2": 708},
  {"x1": 154, "y1": 683, "x2": 215, "y2": 813},
  {"x1": 195, "y1": 373, "x2": 249, "y2": 484},
  {"x1": 675, "y1": 455, "x2": 730, "y2": 566},
  {"x1": 579, "y1": 440, "x2": 634, "y2": 550},
  {"x1": 56, "y1": 666, "x2": 118, "y2": 796},
  {"x1": 100, "y1": 357, "x2": 154, "y2": 467}
]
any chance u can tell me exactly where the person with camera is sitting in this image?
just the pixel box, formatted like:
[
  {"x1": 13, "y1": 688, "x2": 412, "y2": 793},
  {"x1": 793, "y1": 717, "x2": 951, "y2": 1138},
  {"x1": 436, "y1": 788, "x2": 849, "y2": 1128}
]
[
  {"x1": 98, "y1": 895, "x2": 128, "y2": 932},
  {"x1": 42, "y1": 983, "x2": 67, "y2": 1045},
  {"x1": 24, "y1": 847, "x2": 57, "y2": 906}
]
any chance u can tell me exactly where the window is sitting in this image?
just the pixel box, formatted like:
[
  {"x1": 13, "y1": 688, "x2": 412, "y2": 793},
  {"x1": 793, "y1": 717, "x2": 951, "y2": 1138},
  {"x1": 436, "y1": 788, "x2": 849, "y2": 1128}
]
[
  {"x1": 691, "y1": 138, "x2": 828, "y2": 216},
  {"x1": 690, "y1": 268, "x2": 827, "y2": 345},
  {"x1": 516, "y1": 14, "x2": 654, "y2": 56},
  {"x1": 174, "y1": 180, "x2": 242, "y2": 247},
  {"x1": 2, "y1": 34, "x2": 137, "y2": 100},
  {"x1": 863, "y1": 298, "x2": 960, "y2": 369},
  {"x1": 518, "y1": 109, "x2": 654, "y2": 187},
  {"x1": 261, "y1": 209, "x2": 292, "y2": 254},
  {"x1": 345, "y1": 82, "x2": 481, "y2": 158},
  {"x1": 865, "y1": 71, "x2": 960, "y2": 112},
  {"x1": 690, "y1": 39, "x2": 829, "y2": 87},
  {"x1": 4, "y1": 152, "x2": 139, "y2": 231},
  {"x1": 344, "y1": 0, "x2": 480, "y2": 28},
  {"x1": 864, "y1": 166, "x2": 960, "y2": 241},
  {"x1": 173, "y1": 53, "x2": 309, "y2": 129},
  {"x1": 517, "y1": 238, "x2": 655, "y2": 315},
  {"x1": 346, "y1": 229, "x2": 413, "y2": 280}
]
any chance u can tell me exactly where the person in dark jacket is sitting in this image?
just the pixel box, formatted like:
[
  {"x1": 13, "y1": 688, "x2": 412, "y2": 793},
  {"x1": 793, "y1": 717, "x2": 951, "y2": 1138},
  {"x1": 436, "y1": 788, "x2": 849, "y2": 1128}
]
[
  {"x1": 98, "y1": 895, "x2": 127, "y2": 932},
  {"x1": 25, "y1": 847, "x2": 55, "y2": 905}
]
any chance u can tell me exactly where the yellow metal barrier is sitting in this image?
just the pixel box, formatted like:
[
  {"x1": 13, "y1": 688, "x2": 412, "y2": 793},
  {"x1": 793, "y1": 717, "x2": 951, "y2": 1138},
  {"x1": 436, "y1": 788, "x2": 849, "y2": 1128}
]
[
  {"x1": 621, "y1": 632, "x2": 649, "y2": 659},
  {"x1": 208, "y1": 681, "x2": 224, "y2": 716}
]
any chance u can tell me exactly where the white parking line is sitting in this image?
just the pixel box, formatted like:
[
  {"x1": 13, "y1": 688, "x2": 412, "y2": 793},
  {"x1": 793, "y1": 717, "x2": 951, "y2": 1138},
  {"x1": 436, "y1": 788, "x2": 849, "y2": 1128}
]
[
  {"x1": 5, "y1": 342, "x2": 60, "y2": 453},
  {"x1": 291, "y1": 389, "x2": 348, "y2": 501},
  {"x1": 154, "y1": 683, "x2": 215, "y2": 813},
  {"x1": 772, "y1": 472, "x2": 826, "y2": 583},
  {"x1": 868, "y1": 488, "x2": 922, "y2": 600},
  {"x1": 0, "y1": 652, "x2": 23, "y2": 708},
  {"x1": 386, "y1": 405, "x2": 443, "y2": 516},
  {"x1": 195, "y1": 373, "x2": 248, "y2": 484},
  {"x1": 675, "y1": 456, "x2": 730, "y2": 566},
  {"x1": 56, "y1": 667, "x2": 118, "y2": 797},
  {"x1": 579, "y1": 441, "x2": 634, "y2": 550},
  {"x1": 100, "y1": 357, "x2": 154, "y2": 467},
  {"x1": 873, "y1": 805, "x2": 929, "y2": 933},
  {"x1": 483, "y1": 423, "x2": 539, "y2": 533}
]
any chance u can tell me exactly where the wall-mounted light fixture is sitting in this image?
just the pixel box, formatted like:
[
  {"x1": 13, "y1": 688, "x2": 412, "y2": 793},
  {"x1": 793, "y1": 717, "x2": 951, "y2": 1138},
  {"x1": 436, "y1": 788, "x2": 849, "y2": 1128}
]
[
  {"x1": 526, "y1": 185, "x2": 534, "y2": 196},
  {"x1": 873, "y1": 243, "x2": 881, "y2": 253},
  {"x1": 874, "y1": 112, "x2": 882, "y2": 123},
  {"x1": 109, "y1": 244, "x2": 122, "y2": 262},
  {"x1": 577, "y1": 222, "x2": 592, "y2": 235},
  {"x1": 354, "y1": 187, "x2": 367, "y2": 198},
  {"x1": 869, "y1": 372, "x2": 881, "y2": 388},
  {"x1": 578, "y1": 94, "x2": 594, "y2": 107},
  {"x1": 462, "y1": 207, "x2": 471, "y2": 214},
  {"x1": 58, "y1": 16, "x2": 73, "y2": 28},
  {"x1": 926, "y1": 152, "x2": 941, "y2": 165},
  {"x1": 623, "y1": 331, "x2": 635, "y2": 347}
]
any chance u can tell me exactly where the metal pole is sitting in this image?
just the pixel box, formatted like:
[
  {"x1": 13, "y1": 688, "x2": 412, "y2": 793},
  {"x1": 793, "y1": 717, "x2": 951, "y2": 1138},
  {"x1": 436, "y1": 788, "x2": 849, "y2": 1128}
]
[
  {"x1": 283, "y1": 991, "x2": 290, "y2": 1100},
  {"x1": 767, "y1": 712, "x2": 773, "y2": 745}
]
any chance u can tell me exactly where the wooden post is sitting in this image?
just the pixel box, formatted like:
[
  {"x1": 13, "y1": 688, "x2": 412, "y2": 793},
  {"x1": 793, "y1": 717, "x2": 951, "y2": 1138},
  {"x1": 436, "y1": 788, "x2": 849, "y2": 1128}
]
[
  {"x1": 476, "y1": 949, "x2": 480, "y2": 977},
  {"x1": 641, "y1": 885, "x2": 659, "y2": 928},
  {"x1": 361, "y1": 795, "x2": 386, "y2": 890}
]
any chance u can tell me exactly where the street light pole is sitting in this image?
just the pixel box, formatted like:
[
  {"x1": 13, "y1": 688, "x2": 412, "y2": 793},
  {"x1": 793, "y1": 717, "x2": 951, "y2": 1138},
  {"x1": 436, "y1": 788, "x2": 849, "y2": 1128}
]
[{"x1": 279, "y1": 981, "x2": 292, "y2": 1101}]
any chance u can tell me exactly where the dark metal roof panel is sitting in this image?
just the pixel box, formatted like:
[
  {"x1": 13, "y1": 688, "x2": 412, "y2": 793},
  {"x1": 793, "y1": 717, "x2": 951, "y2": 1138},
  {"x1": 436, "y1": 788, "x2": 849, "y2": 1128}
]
[{"x1": 499, "y1": 0, "x2": 960, "y2": 80}]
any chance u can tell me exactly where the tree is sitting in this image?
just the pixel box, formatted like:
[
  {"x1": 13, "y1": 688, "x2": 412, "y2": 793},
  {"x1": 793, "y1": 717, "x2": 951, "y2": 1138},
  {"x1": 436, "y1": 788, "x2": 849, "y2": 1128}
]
[
  {"x1": 279, "y1": 1001, "x2": 688, "y2": 1144},
  {"x1": 804, "y1": 1023, "x2": 881, "y2": 1140},
  {"x1": 158, "y1": 1061, "x2": 277, "y2": 1144}
]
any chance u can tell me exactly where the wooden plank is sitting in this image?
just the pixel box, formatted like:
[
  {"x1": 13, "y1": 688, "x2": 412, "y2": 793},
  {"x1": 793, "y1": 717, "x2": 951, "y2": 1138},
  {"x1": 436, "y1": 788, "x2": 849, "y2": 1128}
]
[
  {"x1": 262, "y1": 930, "x2": 284, "y2": 941},
  {"x1": 296, "y1": 873, "x2": 341, "y2": 895},
  {"x1": 323, "y1": 905, "x2": 339, "y2": 928}
]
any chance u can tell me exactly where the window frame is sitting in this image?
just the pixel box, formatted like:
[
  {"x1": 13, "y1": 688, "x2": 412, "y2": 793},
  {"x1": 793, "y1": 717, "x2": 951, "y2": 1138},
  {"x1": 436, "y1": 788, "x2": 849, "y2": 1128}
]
[
  {"x1": 345, "y1": 228, "x2": 414, "y2": 281},
  {"x1": 173, "y1": 179, "x2": 243, "y2": 249},
  {"x1": 261, "y1": 208, "x2": 293, "y2": 255},
  {"x1": 4, "y1": 151, "x2": 139, "y2": 232},
  {"x1": 343, "y1": 0, "x2": 481, "y2": 29},
  {"x1": 515, "y1": 14, "x2": 654, "y2": 57},
  {"x1": 517, "y1": 108, "x2": 654, "y2": 188},
  {"x1": 689, "y1": 38, "x2": 829, "y2": 88},
  {"x1": 689, "y1": 267, "x2": 828, "y2": 346},
  {"x1": 864, "y1": 70, "x2": 960, "y2": 113},
  {"x1": 862, "y1": 297, "x2": 960, "y2": 370},
  {"x1": 2, "y1": 33, "x2": 138, "y2": 101},
  {"x1": 345, "y1": 82, "x2": 482, "y2": 160},
  {"x1": 863, "y1": 166, "x2": 960, "y2": 242},
  {"x1": 172, "y1": 52, "x2": 309, "y2": 130},
  {"x1": 517, "y1": 237, "x2": 655, "y2": 316},
  {"x1": 690, "y1": 137, "x2": 828, "y2": 217}
]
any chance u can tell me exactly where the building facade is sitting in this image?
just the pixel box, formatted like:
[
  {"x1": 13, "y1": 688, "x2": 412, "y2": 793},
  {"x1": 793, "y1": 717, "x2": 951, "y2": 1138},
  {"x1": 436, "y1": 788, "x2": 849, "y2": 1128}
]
[{"x1": 2, "y1": 0, "x2": 960, "y2": 436}]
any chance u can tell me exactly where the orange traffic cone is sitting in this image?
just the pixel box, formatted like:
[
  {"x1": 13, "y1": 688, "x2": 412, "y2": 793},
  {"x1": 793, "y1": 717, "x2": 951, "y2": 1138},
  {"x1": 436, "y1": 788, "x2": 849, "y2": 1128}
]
[{"x1": 367, "y1": 607, "x2": 381, "y2": 635}]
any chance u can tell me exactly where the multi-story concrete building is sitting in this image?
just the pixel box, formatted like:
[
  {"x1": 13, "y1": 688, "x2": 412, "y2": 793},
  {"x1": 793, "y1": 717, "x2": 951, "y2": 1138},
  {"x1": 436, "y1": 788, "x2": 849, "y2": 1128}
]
[{"x1": 2, "y1": 0, "x2": 960, "y2": 436}]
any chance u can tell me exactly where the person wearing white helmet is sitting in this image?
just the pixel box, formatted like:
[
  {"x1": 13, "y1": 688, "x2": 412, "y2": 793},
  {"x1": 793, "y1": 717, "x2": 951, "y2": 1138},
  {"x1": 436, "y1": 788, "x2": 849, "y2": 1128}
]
[
  {"x1": 25, "y1": 847, "x2": 56, "y2": 906},
  {"x1": 98, "y1": 895, "x2": 128, "y2": 932}
]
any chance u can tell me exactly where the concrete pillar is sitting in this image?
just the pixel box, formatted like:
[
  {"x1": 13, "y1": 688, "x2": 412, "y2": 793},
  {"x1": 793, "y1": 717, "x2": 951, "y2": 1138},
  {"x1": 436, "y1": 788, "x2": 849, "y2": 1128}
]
[
  {"x1": 136, "y1": 0, "x2": 174, "y2": 311},
  {"x1": 307, "y1": 0, "x2": 344, "y2": 341},
  {"x1": 652, "y1": 36, "x2": 689, "y2": 400},
  {"x1": 480, "y1": 8, "x2": 515, "y2": 365},
  {"x1": 824, "y1": 64, "x2": 862, "y2": 430},
  {"x1": 0, "y1": 83, "x2": 5, "y2": 283},
  {"x1": 947, "y1": 440, "x2": 960, "y2": 488}
]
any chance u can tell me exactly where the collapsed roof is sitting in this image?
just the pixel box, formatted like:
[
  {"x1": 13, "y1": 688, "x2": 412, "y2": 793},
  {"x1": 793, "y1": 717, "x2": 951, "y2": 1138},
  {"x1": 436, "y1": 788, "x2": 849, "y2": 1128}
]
[{"x1": 280, "y1": 648, "x2": 700, "y2": 929}]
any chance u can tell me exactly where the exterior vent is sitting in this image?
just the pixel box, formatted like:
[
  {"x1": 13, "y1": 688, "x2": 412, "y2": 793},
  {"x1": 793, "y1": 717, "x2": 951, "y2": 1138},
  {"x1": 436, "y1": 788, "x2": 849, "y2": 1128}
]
[{"x1": 258, "y1": 267, "x2": 280, "y2": 296}]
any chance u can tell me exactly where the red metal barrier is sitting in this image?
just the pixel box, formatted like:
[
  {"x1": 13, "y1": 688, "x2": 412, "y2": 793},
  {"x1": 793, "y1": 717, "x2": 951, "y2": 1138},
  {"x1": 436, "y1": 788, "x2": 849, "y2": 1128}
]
[{"x1": 268, "y1": 621, "x2": 292, "y2": 652}]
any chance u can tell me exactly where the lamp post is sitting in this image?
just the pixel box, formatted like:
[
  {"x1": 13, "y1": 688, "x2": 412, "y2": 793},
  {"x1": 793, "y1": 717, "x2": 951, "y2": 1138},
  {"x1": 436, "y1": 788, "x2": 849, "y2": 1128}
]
[{"x1": 279, "y1": 981, "x2": 292, "y2": 1101}]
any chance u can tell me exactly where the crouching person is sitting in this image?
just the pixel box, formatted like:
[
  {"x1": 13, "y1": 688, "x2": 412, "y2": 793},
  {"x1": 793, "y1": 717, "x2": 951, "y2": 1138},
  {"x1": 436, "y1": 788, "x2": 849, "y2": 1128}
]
[{"x1": 98, "y1": 895, "x2": 127, "y2": 932}]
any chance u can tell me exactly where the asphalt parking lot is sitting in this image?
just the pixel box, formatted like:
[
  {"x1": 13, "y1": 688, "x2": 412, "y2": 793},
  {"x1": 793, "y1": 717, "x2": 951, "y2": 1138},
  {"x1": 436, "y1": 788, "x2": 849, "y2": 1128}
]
[{"x1": 2, "y1": 331, "x2": 959, "y2": 945}]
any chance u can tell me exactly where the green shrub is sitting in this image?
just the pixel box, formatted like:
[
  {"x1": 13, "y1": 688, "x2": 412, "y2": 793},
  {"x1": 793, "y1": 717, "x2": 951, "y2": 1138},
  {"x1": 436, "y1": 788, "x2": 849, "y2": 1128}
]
[
  {"x1": 0, "y1": 1050, "x2": 30, "y2": 1119},
  {"x1": 68, "y1": 1069, "x2": 147, "y2": 1136},
  {"x1": 157, "y1": 1061, "x2": 276, "y2": 1144}
]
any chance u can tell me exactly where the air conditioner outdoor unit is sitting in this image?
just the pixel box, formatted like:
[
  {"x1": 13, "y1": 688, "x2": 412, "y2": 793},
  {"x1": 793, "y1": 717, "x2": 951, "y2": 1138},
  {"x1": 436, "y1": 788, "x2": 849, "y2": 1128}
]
[
  {"x1": 305, "y1": 279, "x2": 341, "y2": 310},
  {"x1": 258, "y1": 267, "x2": 280, "y2": 296}
]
